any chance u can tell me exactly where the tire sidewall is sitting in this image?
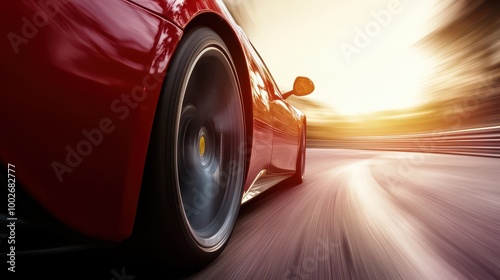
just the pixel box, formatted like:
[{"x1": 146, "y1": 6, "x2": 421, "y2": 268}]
[{"x1": 136, "y1": 27, "x2": 244, "y2": 268}]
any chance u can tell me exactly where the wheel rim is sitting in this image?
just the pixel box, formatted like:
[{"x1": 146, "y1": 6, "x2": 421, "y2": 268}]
[{"x1": 175, "y1": 46, "x2": 244, "y2": 251}]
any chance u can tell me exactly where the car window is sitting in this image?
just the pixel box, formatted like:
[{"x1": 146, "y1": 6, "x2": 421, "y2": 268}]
[{"x1": 249, "y1": 42, "x2": 284, "y2": 100}]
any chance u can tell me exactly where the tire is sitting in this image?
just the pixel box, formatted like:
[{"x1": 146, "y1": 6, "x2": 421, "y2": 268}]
[
  {"x1": 290, "y1": 122, "x2": 306, "y2": 184},
  {"x1": 132, "y1": 27, "x2": 246, "y2": 269}
]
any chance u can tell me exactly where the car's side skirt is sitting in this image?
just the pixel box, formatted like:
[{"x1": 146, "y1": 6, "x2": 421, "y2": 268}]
[{"x1": 241, "y1": 169, "x2": 291, "y2": 204}]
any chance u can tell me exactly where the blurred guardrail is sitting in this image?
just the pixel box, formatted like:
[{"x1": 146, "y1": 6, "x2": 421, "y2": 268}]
[{"x1": 308, "y1": 126, "x2": 500, "y2": 158}]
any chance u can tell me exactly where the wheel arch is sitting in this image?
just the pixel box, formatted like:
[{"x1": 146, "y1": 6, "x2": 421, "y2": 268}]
[
  {"x1": 183, "y1": 13, "x2": 254, "y2": 168},
  {"x1": 128, "y1": 25, "x2": 250, "y2": 266}
]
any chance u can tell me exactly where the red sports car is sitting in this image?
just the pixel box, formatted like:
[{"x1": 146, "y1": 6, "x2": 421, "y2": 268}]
[{"x1": 1, "y1": 0, "x2": 314, "y2": 267}]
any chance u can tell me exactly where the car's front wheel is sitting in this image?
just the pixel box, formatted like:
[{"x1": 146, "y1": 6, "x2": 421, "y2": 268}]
[{"x1": 133, "y1": 27, "x2": 245, "y2": 268}]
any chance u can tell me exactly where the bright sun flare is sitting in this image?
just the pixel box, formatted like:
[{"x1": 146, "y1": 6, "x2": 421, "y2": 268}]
[
  {"x1": 323, "y1": 0, "x2": 440, "y2": 116},
  {"x1": 333, "y1": 48, "x2": 434, "y2": 116},
  {"x1": 233, "y1": 0, "x2": 442, "y2": 117}
]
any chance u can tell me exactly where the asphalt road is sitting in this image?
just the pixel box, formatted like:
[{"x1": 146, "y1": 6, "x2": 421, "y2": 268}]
[
  {"x1": 188, "y1": 149, "x2": 500, "y2": 280},
  {"x1": 10, "y1": 149, "x2": 500, "y2": 279}
]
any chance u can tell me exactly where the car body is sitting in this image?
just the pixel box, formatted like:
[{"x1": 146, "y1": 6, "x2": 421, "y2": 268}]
[{"x1": 1, "y1": 0, "x2": 312, "y2": 265}]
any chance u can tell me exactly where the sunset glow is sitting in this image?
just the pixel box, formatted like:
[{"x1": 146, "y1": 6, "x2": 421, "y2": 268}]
[
  {"x1": 227, "y1": 0, "x2": 444, "y2": 116},
  {"x1": 333, "y1": 47, "x2": 435, "y2": 115}
]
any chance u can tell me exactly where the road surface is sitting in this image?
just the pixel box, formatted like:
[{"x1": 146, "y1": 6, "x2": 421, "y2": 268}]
[
  {"x1": 13, "y1": 149, "x2": 500, "y2": 280},
  {"x1": 188, "y1": 149, "x2": 500, "y2": 280}
]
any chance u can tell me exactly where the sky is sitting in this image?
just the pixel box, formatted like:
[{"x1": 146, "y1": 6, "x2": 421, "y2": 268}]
[{"x1": 225, "y1": 0, "x2": 453, "y2": 115}]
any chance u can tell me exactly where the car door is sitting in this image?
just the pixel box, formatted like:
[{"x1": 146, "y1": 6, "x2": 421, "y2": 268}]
[
  {"x1": 269, "y1": 83, "x2": 299, "y2": 173},
  {"x1": 248, "y1": 44, "x2": 299, "y2": 173}
]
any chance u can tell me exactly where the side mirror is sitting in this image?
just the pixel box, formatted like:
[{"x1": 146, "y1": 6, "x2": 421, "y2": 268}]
[{"x1": 283, "y1": 76, "x2": 315, "y2": 99}]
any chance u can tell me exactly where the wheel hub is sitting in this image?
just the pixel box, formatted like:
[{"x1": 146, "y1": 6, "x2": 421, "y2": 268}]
[
  {"x1": 175, "y1": 45, "x2": 244, "y2": 250},
  {"x1": 199, "y1": 134, "x2": 206, "y2": 157}
]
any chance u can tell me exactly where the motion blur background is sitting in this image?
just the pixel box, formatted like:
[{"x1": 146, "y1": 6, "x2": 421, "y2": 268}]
[
  {"x1": 224, "y1": 0, "x2": 499, "y2": 140},
  {"x1": 6, "y1": 2, "x2": 498, "y2": 279}
]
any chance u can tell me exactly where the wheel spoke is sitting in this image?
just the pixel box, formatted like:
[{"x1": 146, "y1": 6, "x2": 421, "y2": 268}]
[{"x1": 175, "y1": 46, "x2": 244, "y2": 248}]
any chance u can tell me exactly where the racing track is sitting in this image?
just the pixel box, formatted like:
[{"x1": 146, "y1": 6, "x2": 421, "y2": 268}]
[
  {"x1": 11, "y1": 149, "x2": 500, "y2": 280},
  {"x1": 189, "y1": 149, "x2": 500, "y2": 280}
]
